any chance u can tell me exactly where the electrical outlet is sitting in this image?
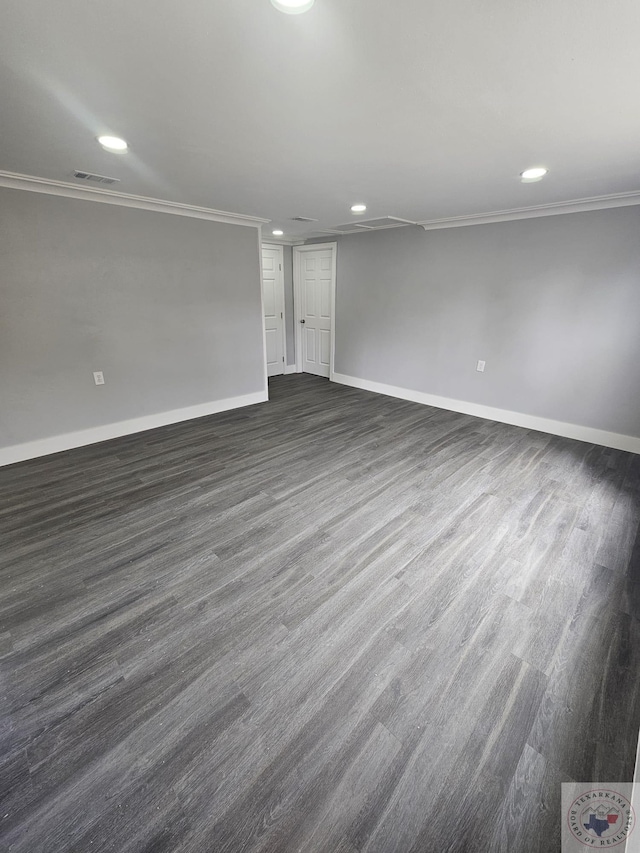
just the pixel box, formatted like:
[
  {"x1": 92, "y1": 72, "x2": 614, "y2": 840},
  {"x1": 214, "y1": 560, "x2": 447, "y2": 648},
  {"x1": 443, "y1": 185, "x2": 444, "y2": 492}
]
[
  {"x1": 476, "y1": 360, "x2": 486, "y2": 373},
  {"x1": 93, "y1": 371, "x2": 105, "y2": 386}
]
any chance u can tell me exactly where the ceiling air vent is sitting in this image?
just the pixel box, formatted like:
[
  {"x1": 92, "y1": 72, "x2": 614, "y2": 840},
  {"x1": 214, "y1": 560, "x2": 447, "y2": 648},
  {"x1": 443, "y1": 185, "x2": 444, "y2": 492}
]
[
  {"x1": 73, "y1": 170, "x2": 121, "y2": 185},
  {"x1": 327, "y1": 222, "x2": 365, "y2": 233},
  {"x1": 354, "y1": 217, "x2": 414, "y2": 229},
  {"x1": 327, "y1": 216, "x2": 416, "y2": 234},
  {"x1": 290, "y1": 216, "x2": 319, "y2": 222}
]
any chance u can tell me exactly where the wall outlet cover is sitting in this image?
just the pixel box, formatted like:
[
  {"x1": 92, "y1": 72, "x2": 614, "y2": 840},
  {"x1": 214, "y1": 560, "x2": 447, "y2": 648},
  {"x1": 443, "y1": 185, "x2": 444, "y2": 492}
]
[
  {"x1": 93, "y1": 371, "x2": 105, "y2": 385},
  {"x1": 476, "y1": 360, "x2": 486, "y2": 372}
]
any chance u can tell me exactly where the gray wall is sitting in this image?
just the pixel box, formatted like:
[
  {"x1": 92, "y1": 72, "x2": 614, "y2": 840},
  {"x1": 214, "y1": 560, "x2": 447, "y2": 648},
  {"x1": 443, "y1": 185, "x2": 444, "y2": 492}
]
[
  {"x1": 0, "y1": 187, "x2": 265, "y2": 447},
  {"x1": 334, "y1": 207, "x2": 640, "y2": 437}
]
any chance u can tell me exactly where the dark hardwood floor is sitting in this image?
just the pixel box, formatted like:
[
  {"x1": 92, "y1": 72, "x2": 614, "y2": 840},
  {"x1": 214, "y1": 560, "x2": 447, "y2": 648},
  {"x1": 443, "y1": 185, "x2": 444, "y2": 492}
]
[{"x1": 1, "y1": 374, "x2": 639, "y2": 852}]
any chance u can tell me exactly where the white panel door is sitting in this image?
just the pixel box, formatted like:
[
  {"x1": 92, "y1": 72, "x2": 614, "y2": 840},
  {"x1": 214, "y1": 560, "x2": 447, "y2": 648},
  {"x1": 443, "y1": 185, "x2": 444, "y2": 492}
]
[
  {"x1": 300, "y1": 249, "x2": 333, "y2": 378},
  {"x1": 262, "y1": 246, "x2": 285, "y2": 377}
]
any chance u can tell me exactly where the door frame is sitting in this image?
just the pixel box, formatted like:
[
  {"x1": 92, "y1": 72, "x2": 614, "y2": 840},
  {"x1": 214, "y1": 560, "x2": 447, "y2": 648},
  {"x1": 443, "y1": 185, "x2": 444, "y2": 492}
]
[
  {"x1": 261, "y1": 242, "x2": 287, "y2": 376},
  {"x1": 293, "y1": 242, "x2": 337, "y2": 379}
]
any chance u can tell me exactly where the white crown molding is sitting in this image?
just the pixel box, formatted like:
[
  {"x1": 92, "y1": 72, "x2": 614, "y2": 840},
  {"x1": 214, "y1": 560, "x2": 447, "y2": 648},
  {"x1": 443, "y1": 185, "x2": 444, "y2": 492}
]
[
  {"x1": 262, "y1": 238, "x2": 306, "y2": 246},
  {"x1": 418, "y1": 190, "x2": 640, "y2": 231},
  {"x1": 0, "y1": 390, "x2": 268, "y2": 467},
  {"x1": 332, "y1": 372, "x2": 640, "y2": 455},
  {"x1": 0, "y1": 170, "x2": 270, "y2": 228}
]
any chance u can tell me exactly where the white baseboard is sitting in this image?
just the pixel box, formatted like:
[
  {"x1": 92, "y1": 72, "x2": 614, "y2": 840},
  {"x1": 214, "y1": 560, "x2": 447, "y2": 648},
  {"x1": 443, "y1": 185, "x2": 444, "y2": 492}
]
[
  {"x1": 284, "y1": 364, "x2": 298, "y2": 375},
  {"x1": 0, "y1": 390, "x2": 268, "y2": 467},
  {"x1": 332, "y1": 372, "x2": 640, "y2": 455}
]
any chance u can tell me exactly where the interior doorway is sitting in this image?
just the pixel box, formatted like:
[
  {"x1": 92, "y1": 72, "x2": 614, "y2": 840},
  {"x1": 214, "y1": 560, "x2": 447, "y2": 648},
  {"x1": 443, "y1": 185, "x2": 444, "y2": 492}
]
[
  {"x1": 261, "y1": 244, "x2": 286, "y2": 377},
  {"x1": 293, "y1": 243, "x2": 337, "y2": 378}
]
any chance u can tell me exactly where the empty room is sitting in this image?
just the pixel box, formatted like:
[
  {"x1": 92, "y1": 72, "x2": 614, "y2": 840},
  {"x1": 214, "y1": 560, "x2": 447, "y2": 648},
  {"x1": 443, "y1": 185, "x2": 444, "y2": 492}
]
[{"x1": 1, "y1": 1, "x2": 640, "y2": 851}]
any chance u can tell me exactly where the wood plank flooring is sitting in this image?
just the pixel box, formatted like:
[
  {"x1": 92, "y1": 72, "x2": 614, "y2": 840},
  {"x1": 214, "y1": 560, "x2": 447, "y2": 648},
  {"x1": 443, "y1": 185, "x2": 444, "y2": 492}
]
[{"x1": 1, "y1": 373, "x2": 639, "y2": 852}]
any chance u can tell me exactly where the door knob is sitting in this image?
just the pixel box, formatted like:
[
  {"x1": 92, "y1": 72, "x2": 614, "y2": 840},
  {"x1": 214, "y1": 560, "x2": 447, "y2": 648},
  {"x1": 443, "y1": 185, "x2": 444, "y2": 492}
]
[{"x1": 299, "y1": 319, "x2": 306, "y2": 324}]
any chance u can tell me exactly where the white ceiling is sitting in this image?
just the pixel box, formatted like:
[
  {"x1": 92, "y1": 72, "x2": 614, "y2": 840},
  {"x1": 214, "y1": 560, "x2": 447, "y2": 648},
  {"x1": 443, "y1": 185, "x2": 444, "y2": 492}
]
[{"x1": 1, "y1": 0, "x2": 639, "y2": 239}]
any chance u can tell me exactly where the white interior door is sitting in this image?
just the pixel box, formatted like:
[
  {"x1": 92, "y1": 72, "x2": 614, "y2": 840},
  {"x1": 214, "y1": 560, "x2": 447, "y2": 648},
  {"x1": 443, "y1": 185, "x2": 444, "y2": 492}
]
[
  {"x1": 261, "y1": 245, "x2": 285, "y2": 377},
  {"x1": 297, "y1": 247, "x2": 334, "y2": 378}
]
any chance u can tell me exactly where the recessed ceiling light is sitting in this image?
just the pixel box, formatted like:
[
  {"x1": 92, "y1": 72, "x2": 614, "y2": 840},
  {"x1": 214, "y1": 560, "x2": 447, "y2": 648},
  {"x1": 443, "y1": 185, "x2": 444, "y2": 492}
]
[
  {"x1": 270, "y1": 0, "x2": 315, "y2": 14},
  {"x1": 351, "y1": 204, "x2": 367, "y2": 213},
  {"x1": 272, "y1": 230, "x2": 284, "y2": 236},
  {"x1": 97, "y1": 135, "x2": 128, "y2": 152},
  {"x1": 520, "y1": 167, "x2": 547, "y2": 183}
]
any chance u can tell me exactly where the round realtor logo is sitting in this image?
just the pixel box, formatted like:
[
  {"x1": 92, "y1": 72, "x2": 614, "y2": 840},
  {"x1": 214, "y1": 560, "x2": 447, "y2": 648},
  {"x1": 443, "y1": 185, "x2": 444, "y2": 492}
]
[{"x1": 567, "y1": 788, "x2": 635, "y2": 847}]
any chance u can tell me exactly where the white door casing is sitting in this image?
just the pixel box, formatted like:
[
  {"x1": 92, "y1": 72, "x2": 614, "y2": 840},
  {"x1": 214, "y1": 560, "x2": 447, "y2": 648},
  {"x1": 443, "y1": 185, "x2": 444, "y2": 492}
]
[
  {"x1": 261, "y1": 244, "x2": 286, "y2": 377},
  {"x1": 293, "y1": 243, "x2": 337, "y2": 379}
]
